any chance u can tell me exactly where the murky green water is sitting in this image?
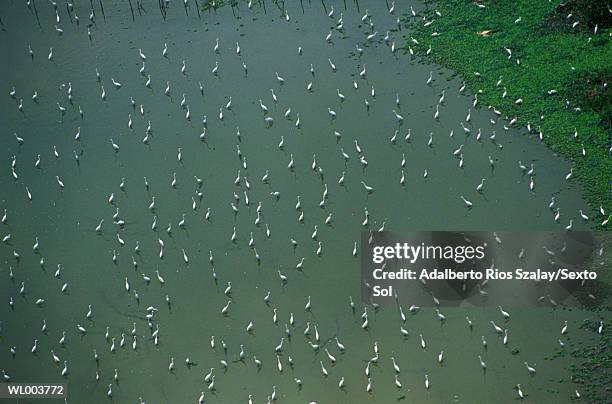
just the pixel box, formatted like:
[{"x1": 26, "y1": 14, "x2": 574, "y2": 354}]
[{"x1": 0, "y1": 1, "x2": 608, "y2": 403}]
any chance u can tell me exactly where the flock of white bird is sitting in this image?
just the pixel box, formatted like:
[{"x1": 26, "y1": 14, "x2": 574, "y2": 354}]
[{"x1": 1, "y1": 0, "x2": 609, "y2": 403}]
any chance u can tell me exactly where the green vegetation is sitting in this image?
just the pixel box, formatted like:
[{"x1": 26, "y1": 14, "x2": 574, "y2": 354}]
[
  {"x1": 202, "y1": 0, "x2": 227, "y2": 11},
  {"x1": 567, "y1": 318, "x2": 611, "y2": 402},
  {"x1": 404, "y1": 3, "x2": 612, "y2": 397},
  {"x1": 403, "y1": 0, "x2": 611, "y2": 226}
]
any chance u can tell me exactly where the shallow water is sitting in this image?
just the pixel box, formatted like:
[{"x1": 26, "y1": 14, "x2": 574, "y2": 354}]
[{"x1": 0, "y1": 0, "x2": 607, "y2": 403}]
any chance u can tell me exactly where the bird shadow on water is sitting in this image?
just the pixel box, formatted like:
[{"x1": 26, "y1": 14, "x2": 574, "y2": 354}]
[{"x1": 100, "y1": 292, "x2": 148, "y2": 322}]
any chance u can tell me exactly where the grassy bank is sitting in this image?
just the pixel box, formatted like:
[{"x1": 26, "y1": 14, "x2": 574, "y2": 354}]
[
  {"x1": 403, "y1": 0, "x2": 611, "y2": 227},
  {"x1": 404, "y1": 3, "x2": 612, "y2": 399},
  {"x1": 565, "y1": 318, "x2": 611, "y2": 402}
]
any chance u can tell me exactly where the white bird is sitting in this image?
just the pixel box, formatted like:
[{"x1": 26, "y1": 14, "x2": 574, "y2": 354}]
[
  {"x1": 155, "y1": 270, "x2": 165, "y2": 285},
  {"x1": 524, "y1": 362, "x2": 536, "y2": 375},
  {"x1": 275, "y1": 72, "x2": 285, "y2": 84},
  {"x1": 391, "y1": 357, "x2": 401, "y2": 373},
  {"x1": 490, "y1": 321, "x2": 504, "y2": 334},
  {"x1": 561, "y1": 321, "x2": 568, "y2": 334},
  {"x1": 50, "y1": 349, "x2": 61, "y2": 364},
  {"x1": 478, "y1": 355, "x2": 487, "y2": 370},
  {"x1": 259, "y1": 99, "x2": 269, "y2": 114},
  {"x1": 460, "y1": 196, "x2": 473, "y2": 208},
  {"x1": 476, "y1": 178, "x2": 486, "y2": 192},
  {"x1": 392, "y1": 109, "x2": 404, "y2": 123},
  {"x1": 361, "y1": 181, "x2": 374, "y2": 193},
  {"x1": 355, "y1": 139, "x2": 362, "y2": 154},
  {"x1": 328, "y1": 58, "x2": 336, "y2": 72},
  {"x1": 55, "y1": 176, "x2": 64, "y2": 189}
]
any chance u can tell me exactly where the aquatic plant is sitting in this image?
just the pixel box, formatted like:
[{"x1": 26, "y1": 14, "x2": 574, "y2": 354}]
[
  {"x1": 403, "y1": 0, "x2": 611, "y2": 227},
  {"x1": 565, "y1": 318, "x2": 612, "y2": 402},
  {"x1": 202, "y1": 0, "x2": 227, "y2": 11}
]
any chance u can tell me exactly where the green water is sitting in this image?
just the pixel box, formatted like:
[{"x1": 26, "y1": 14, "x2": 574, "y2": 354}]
[{"x1": 0, "y1": 1, "x2": 608, "y2": 403}]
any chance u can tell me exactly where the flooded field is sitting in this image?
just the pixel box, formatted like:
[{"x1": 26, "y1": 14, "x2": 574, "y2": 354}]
[{"x1": 0, "y1": 0, "x2": 608, "y2": 403}]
